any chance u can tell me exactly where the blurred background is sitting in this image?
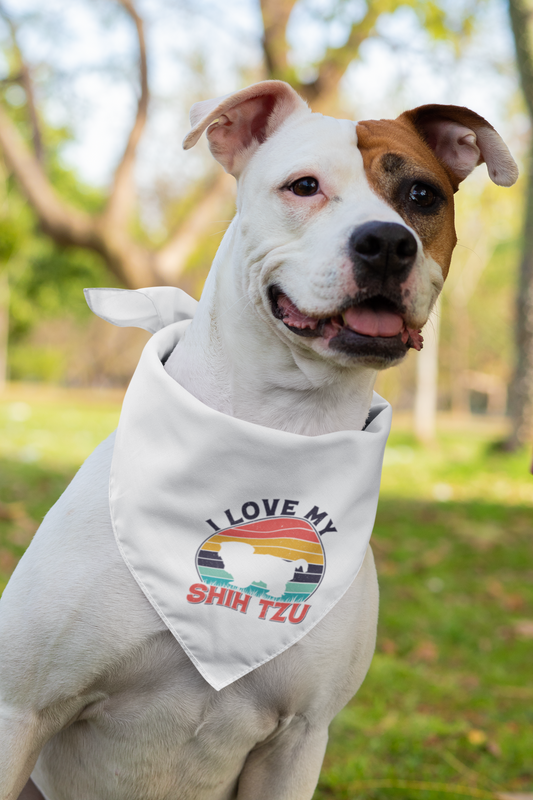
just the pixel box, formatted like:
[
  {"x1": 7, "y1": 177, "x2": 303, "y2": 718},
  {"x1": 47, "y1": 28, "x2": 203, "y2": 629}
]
[{"x1": 0, "y1": 1, "x2": 531, "y2": 798}]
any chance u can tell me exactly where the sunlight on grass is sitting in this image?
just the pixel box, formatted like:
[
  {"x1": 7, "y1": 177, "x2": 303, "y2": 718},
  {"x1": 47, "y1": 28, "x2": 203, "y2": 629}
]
[
  {"x1": 382, "y1": 417, "x2": 533, "y2": 507},
  {"x1": 0, "y1": 384, "x2": 123, "y2": 469}
]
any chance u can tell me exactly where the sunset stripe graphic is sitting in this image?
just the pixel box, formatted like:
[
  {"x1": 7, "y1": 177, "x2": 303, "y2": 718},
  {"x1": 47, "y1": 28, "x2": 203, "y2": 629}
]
[{"x1": 196, "y1": 517, "x2": 325, "y2": 602}]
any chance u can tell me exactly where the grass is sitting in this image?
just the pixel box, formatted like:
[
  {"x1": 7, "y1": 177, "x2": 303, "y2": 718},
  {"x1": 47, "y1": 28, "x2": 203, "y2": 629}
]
[
  {"x1": 316, "y1": 420, "x2": 533, "y2": 800},
  {"x1": 0, "y1": 383, "x2": 123, "y2": 590},
  {"x1": 0, "y1": 384, "x2": 531, "y2": 800}
]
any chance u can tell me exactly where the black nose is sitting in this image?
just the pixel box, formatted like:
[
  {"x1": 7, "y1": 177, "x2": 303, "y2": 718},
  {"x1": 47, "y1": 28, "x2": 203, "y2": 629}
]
[{"x1": 349, "y1": 221, "x2": 417, "y2": 280}]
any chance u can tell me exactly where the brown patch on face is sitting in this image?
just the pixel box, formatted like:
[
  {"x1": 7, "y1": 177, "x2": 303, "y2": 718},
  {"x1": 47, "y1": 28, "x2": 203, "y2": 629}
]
[{"x1": 356, "y1": 117, "x2": 458, "y2": 277}]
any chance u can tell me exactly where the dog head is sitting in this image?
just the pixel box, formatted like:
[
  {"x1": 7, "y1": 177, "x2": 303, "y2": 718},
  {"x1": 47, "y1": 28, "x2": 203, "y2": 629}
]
[{"x1": 184, "y1": 81, "x2": 517, "y2": 370}]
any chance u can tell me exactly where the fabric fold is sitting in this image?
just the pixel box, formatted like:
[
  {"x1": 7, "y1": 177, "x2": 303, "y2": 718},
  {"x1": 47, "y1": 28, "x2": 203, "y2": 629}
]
[{"x1": 84, "y1": 286, "x2": 198, "y2": 333}]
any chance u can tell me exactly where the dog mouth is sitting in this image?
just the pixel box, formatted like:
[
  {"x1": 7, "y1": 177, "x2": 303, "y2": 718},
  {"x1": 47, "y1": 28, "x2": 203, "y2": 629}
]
[{"x1": 269, "y1": 287, "x2": 423, "y2": 358}]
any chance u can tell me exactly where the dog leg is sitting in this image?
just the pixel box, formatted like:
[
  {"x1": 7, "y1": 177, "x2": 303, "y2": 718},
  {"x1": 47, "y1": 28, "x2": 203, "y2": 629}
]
[
  {"x1": 0, "y1": 708, "x2": 44, "y2": 800},
  {"x1": 16, "y1": 781, "x2": 45, "y2": 800},
  {"x1": 236, "y1": 719, "x2": 329, "y2": 800}
]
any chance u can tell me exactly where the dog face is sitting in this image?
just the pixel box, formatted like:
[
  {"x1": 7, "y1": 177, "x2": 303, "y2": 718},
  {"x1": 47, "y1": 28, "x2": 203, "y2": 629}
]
[{"x1": 184, "y1": 81, "x2": 517, "y2": 370}]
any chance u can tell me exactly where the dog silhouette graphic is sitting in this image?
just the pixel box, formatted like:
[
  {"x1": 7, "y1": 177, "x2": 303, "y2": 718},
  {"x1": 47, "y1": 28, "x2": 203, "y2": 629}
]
[{"x1": 219, "y1": 541, "x2": 308, "y2": 598}]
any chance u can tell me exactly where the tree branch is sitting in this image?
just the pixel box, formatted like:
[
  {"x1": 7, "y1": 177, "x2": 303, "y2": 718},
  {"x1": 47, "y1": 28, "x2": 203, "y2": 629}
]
[
  {"x1": 0, "y1": 3, "x2": 44, "y2": 163},
  {"x1": 260, "y1": 0, "x2": 299, "y2": 81},
  {"x1": 102, "y1": 0, "x2": 149, "y2": 230},
  {"x1": 0, "y1": 102, "x2": 163, "y2": 288},
  {"x1": 155, "y1": 172, "x2": 234, "y2": 282},
  {"x1": 509, "y1": 0, "x2": 533, "y2": 119},
  {"x1": 259, "y1": 0, "x2": 381, "y2": 109},
  {"x1": 0, "y1": 0, "x2": 169, "y2": 290},
  {"x1": 0, "y1": 103, "x2": 94, "y2": 245},
  {"x1": 19, "y1": 61, "x2": 43, "y2": 163},
  {"x1": 299, "y1": 6, "x2": 381, "y2": 105},
  {"x1": 0, "y1": 0, "x2": 166, "y2": 289}
]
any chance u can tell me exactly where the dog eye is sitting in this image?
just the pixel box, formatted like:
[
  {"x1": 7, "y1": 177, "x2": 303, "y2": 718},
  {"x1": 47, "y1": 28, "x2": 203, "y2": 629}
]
[
  {"x1": 409, "y1": 182, "x2": 437, "y2": 208},
  {"x1": 290, "y1": 177, "x2": 319, "y2": 196}
]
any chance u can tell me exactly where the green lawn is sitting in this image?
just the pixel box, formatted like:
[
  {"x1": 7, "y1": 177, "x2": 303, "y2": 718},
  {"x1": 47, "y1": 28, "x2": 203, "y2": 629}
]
[{"x1": 0, "y1": 385, "x2": 531, "y2": 800}]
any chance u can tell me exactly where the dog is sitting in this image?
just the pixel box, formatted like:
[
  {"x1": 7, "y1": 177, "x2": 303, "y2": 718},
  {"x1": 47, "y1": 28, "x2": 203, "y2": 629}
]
[
  {"x1": 218, "y1": 541, "x2": 309, "y2": 598},
  {"x1": 0, "y1": 80, "x2": 517, "y2": 800}
]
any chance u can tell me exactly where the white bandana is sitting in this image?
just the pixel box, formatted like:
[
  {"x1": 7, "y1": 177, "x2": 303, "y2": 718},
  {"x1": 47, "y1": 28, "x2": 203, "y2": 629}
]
[{"x1": 85, "y1": 287, "x2": 392, "y2": 690}]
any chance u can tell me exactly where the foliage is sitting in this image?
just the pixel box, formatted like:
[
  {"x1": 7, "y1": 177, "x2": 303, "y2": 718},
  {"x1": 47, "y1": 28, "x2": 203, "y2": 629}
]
[
  {"x1": 0, "y1": 212, "x2": 18, "y2": 264},
  {"x1": 2, "y1": 209, "x2": 114, "y2": 382},
  {"x1": 0, "y1": 77, "x2": 117, "y2": 381},
  {"x1": 8, "y1": 243, "x2": 111, "y2": 341}
]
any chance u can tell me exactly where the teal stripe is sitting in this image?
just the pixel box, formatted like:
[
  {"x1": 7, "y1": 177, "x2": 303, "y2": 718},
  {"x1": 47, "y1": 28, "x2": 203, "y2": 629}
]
[
  {"x1": 198, "y1": 566, "x2": 233, "y2": 580},
  {"x1": 285, "y1": 582, "x2": 316, "y2": 593}
]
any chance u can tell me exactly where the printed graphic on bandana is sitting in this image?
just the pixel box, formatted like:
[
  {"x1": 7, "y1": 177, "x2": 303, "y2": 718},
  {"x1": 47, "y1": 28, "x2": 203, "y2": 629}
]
[{"x1": 196, "y1": 516, "x2": 325, "y2": 602}]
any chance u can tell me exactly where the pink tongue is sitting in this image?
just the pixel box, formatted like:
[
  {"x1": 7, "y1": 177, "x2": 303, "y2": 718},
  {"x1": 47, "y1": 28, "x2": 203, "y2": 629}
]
[{"x1": 343, "y1": 306, "x2": 404, "y2": 338}]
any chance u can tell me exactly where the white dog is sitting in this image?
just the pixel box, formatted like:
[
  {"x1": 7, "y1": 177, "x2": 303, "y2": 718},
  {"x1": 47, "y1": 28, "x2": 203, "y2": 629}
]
[
  {"x1": 0, "y1": 80, "x2": 517, "y2": 800},
  {"x1": 218, "y1": 541, "x2": 309, "y2": 598}
]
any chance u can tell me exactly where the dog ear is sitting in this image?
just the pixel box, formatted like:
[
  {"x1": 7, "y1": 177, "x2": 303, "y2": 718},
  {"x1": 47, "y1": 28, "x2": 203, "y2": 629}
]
[
  {"x1": 182, "y1": 80, "x2": 308, "y2": 176},
  {"x1": 398, "y1": 104, "x2": 518, "y2": 188}
]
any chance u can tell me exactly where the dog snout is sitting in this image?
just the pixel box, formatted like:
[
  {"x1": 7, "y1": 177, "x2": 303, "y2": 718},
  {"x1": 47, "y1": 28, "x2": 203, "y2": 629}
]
[{"x1": 349, "y1": 221, "x2": 417, "y2": 282}]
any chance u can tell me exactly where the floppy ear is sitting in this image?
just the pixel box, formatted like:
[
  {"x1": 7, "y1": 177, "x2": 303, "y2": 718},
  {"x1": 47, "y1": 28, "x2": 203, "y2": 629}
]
[
  {"x1": 182, "y1": 80, "x2": 308, "y2": 177},
  {"x1": 399, "y1": 104, "x2": 518, "y2": 188}
]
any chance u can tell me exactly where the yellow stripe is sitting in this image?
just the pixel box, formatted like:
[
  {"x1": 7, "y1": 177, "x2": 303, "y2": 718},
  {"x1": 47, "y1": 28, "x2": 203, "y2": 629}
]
[
  {"x1": 250, "y1": 545, "x2": 323, "y2": 563},
  {"x1": 202, "y1": 538, "x2": 324, "y2": 564}
]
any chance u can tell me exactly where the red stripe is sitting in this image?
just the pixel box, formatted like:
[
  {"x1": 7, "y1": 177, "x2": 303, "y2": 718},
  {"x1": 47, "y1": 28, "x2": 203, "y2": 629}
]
[{"x1": 222, "y1": 517, "x2": 319, "y2": 543}]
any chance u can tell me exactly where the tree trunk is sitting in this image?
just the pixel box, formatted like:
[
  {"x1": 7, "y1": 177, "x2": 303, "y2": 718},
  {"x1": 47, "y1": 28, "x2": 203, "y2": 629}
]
[
  {"x1": 446, "y1": 228, "x2": 493, "y2": 416},
  {"x1": 507, "y1": 0, "x2": 533, "y2": 448},
  {"x1": 507, "y1": 136, "x2": 533, "y2": 446},
  {"x1": 450, "y1": 297, "x2": 470, "y2": 415},
  {"x1": 414, "y1": 297, "x2": 441, "y2": 443}
]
